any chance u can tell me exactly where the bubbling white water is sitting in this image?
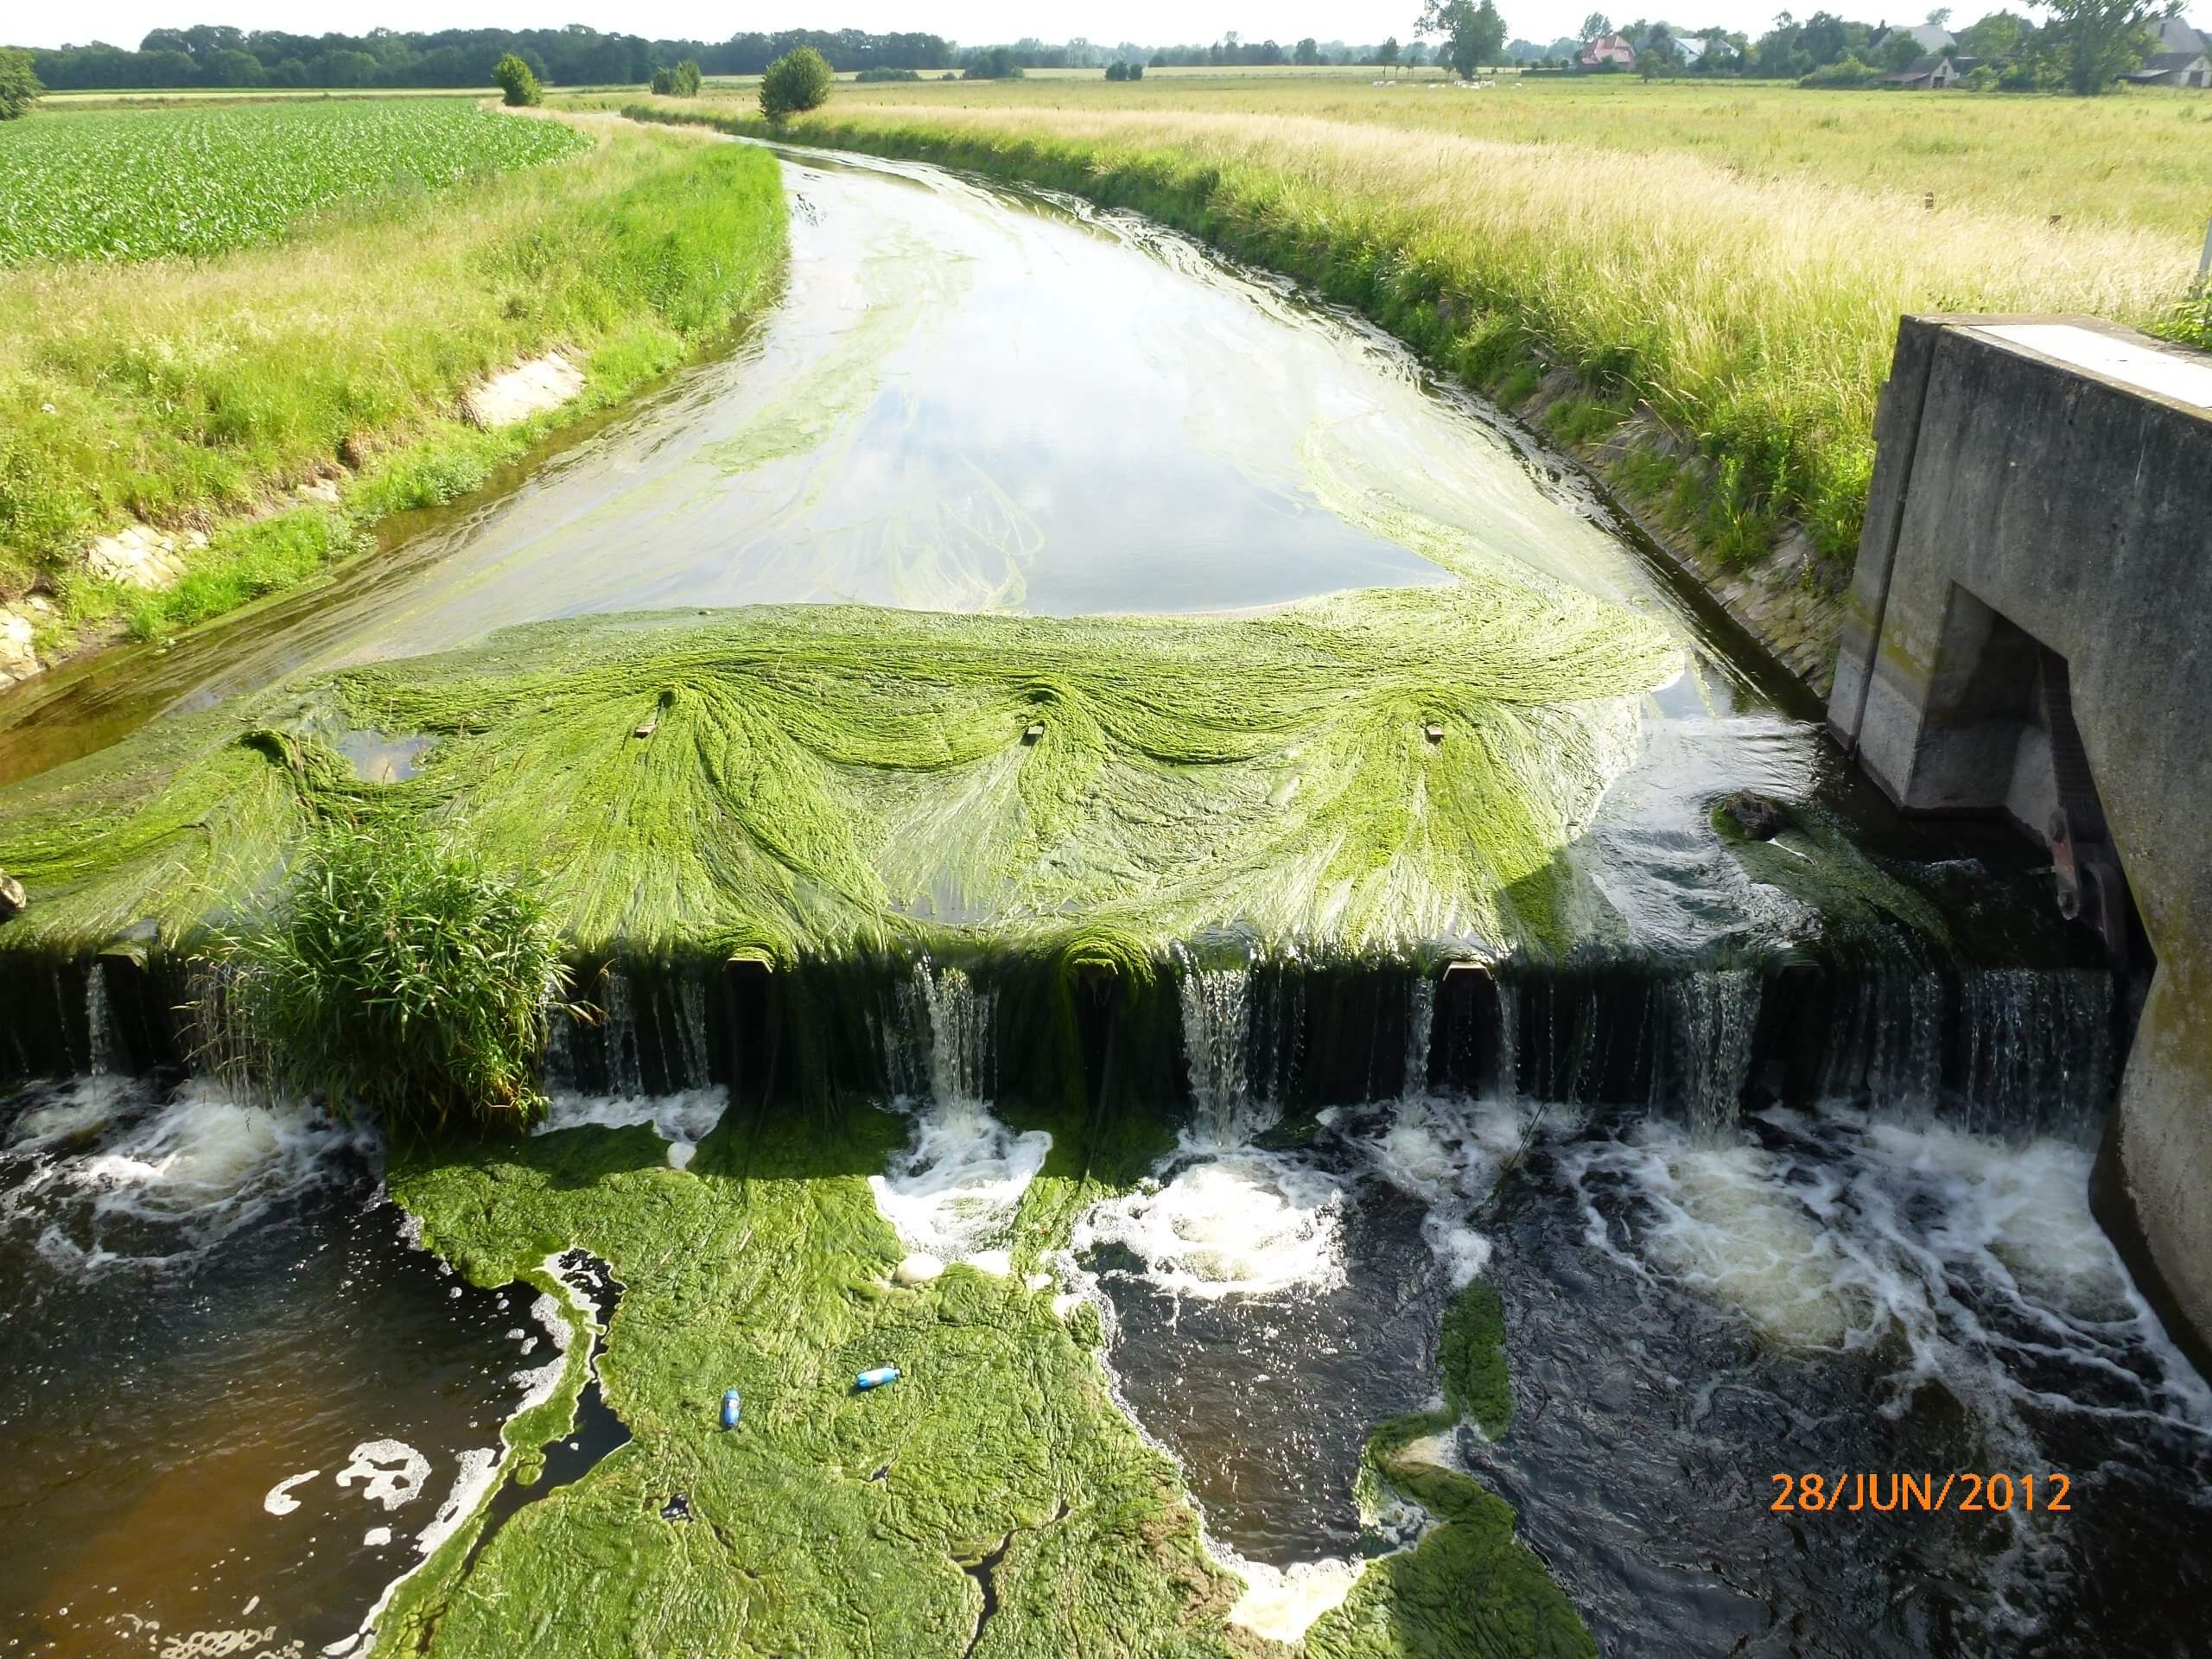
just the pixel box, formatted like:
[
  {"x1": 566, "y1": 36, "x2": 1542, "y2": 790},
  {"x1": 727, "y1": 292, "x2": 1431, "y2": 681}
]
[
  {"x1": 1072, "y1": 1152, "x2": 1347, "y2": 1301},
  {"x1": 534, "y1": 1087, "x2": 728, "y2": 1170},
  {"x1": 1564, "y1": 1108, "x2": 2212, "y2": 1460},
  {"x1": 1, "y1": 1078, "x2": 369, "y2": 1279},
  {"x1": 869, "y1": 1097, "x2": 1050, "y2": 1268}
]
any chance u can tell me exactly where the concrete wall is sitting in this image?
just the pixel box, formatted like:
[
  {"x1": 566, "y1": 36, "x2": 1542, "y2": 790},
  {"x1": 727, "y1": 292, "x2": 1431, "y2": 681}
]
[{"x1": 1830, "y1": 315, "x2": 2212, "y2": 1365}]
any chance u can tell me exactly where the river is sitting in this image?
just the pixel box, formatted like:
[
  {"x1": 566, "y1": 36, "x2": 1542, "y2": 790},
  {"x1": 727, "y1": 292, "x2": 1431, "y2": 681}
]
[{"x1": 2, "y1": 142, "x2": 2207, "y2": 1658}]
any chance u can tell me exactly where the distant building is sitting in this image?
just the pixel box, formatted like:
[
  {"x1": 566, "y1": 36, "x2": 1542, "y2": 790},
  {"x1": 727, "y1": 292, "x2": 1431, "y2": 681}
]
[
  {"x1": 1578, "y1": 32, "x2": 1637, "y2": 67},
  {"x1": 1884, "y1": 51, "x2": 1968, "y2": 88},
  {"x1": 2123, "y1": 17, "x2": 2209, "y2": 86},
  {"x1": 1867, "y1": 20, "x2": 1958, "y2": 54}
]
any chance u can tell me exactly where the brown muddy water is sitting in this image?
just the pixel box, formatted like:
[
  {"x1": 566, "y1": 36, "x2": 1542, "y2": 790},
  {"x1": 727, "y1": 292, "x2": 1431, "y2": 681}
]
[{"x1": 3, "y1": 143, "x2": 2208, "y2": 1659}]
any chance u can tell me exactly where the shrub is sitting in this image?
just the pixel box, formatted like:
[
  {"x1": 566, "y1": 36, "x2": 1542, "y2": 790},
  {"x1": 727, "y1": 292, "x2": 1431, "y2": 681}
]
[
  {"x1": 963, "y1": 48, "x2": 1025, "y2": 79},
  {"x1": 0, "y1": 48, "x2": 42, "y2": 121},
  {"x1": 207, "y1": 819, "x2": 576, "y2": 1136},
  {"x1": 1798, "y1": 54, "x2": 1878, "y2": 88},
  {"x1": 493, "y1": 53, "x2": 543, "y2": 108},
  {"x1": 650, "y1": 59, "x2": 702, "y2": 97},
  {"x1": 1106, "y1": 60, "x2": 1128, "y2": 80},
  {"x1": 759, "y1": 46, "x2": 833, "y2": 122},
  {"x1": 855, "y1": 67, "x2": 922, "y2": 82}
]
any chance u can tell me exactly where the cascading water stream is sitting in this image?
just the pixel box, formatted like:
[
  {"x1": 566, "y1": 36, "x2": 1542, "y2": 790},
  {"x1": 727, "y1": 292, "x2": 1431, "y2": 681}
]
[
  {"x1": 870, "y1": 959, "x2": 1045, "y2": 1271},
  {"x1": 1177, "y1": 959, "x2": 1272, "y2": 1149},
  {"x1": 1654, "y1": 969, "x2": 1762, "y2": 1139},
  {"x1": 84, "y1": 963, "x2": 117, "y2": 1078}
]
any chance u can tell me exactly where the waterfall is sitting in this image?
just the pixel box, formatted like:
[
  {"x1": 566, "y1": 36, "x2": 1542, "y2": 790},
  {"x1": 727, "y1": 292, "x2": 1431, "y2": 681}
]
[
  {"x1": 1957, "y1": 967, "x2": 2113, "y2": 1139},
  {"x1": 670, "y1": 976, "x2": 711, "y2": 1093},
  {"x1": 85, "y1": 963, "x2": 118, "y2": 1077},
  {"x1": 1401, "y1": 976, "x2": 1435, "y2": 1101},
  {"x1": 896, "y1": 959, "x2": 997, "y2": 1106},
  {"x1": 1179, "y1": 962, "x2": 1273, "y2": 1147},
  {"x1": 1496, "y1": 980, "x2": 1520, "y2": 1102},
  {"x1": 601, "y1": 971, "x2": 644, "y2": 1097},
  {"x1": 1656, "y1": 970, "x2": 1761, "y2": 1138},
  {"x1": 542, "y1": 997, "x2": 576, "y2": 1093}
]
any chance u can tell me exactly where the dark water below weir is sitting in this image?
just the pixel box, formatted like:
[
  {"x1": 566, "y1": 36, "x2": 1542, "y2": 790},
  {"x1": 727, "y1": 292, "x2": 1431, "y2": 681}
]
[
  {"x1": 1075, "y1": 1091, "x2": 2212, "y2": 1658},
  {"x1": 0, "y1": 1077, "x2": 558, "y2": 1657}
]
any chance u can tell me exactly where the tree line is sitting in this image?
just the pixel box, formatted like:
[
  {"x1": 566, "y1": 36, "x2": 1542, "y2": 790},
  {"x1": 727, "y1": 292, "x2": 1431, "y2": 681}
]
[
  {"x1": 1515, "y1": 4, "x2": 2183, "y2": 92},
  {"x1": 16, "y1": 24, "x2": 956, "y2": 92}
]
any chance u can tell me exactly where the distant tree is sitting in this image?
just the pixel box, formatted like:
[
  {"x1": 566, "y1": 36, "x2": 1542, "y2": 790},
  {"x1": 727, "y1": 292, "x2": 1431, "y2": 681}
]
[
  {"x1": 760, "y1": 44, "x2": 833, "y2": 117},
  {"x1": 1796, "y1": 10, "x2": 1853, "y2": 62},
  {"x1": 1149, "y1": 49, "x2": 1167, "y2": 66},
  {"x1": 961, "y1": 46, "x2": 1023, "y2": 79},
  {"x1": 1925, "y1": 5, "x2": 1952, "y2": 22},
  {"x1": 1421, "y1": 0, "x2": 1510, "y2": 76},
  {"x1": 1128, "y1": 59, "x2": 1145, "y2": 78},
  {"x1": 1882, "y1": 30, "x2": 1927, "y2": 66},
  {"x1": 0, "y1": 48, "x2": 41, "y2": 119},
  {"x1": 650, "y1": 58, "x2": 701, "y2": 95},
  {"x1": 207, "y1": 47, "x2": 266, "y2": 86},
  {"x1": 1105, "y1": 58, "x2": 1128, "y2": 78},
  {"x1": 1378, "y1": 35, "x2": 1402, "y2": 62},
  {"x1": 493, "y1": 52, "x2": 542, "y2": 105},
  {"x1": 2039, "y1": 0, "x2": 2157, "y2": 92},
  {"x1": 1582, "y1": 11, "x2": 1614, "y2": 37},
  {"x1": 1958, "y1": 9, "x2": 2032, "y2": 56},
  {"x1": 1295, "y1": 35, "x2": 1322, "y2": 63}
]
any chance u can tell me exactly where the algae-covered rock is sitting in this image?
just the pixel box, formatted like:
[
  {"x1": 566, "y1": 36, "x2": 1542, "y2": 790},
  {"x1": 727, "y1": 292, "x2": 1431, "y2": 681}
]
[{"x1": 1714, "y1": 790, "x2": 1787, "y2": 842}]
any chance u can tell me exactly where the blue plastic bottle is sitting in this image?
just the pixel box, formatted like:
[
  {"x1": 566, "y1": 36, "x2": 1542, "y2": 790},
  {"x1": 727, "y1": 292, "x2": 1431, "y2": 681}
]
[
  {"x1": 721, "y1": 1388, "x2": 742, "y2": 1428},
  {"x1": 855, "y1": 1366, "x2": 900, "y2": 1391}
]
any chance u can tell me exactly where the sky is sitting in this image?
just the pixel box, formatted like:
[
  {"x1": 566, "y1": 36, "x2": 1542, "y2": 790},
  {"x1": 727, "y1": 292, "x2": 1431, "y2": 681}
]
[{"x1": 13, "y1": 0, "x2": 1833, "y2": 55}]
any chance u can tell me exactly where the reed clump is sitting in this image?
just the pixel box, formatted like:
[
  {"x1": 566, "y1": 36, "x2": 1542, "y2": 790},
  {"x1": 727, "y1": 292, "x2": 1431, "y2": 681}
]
[{"x1": 206, "y1": 818, "x2": 575, "y2": 1135}]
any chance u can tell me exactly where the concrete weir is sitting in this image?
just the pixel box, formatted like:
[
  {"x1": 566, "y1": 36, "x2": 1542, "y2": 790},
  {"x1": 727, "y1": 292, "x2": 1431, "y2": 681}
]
[{"x1": 1830, "y1": 314, "x2": 2212, "y2": 1364}]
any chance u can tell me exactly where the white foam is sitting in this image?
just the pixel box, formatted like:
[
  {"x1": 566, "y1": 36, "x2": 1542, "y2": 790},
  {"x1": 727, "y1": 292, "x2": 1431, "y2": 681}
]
[
  {"x1": 1346, "y1": 1094, "x2": 1529, "y2": 1287},
  {"x1": 262, "y1": 1470, "x2": 319, "y2": 1517},
  {"x1": 1225, "y1": 1555, "x2": 1367, "y2": 1642},
  {"x1": 2, "y1": 1079, "x2": 367, "y2": 1279},
  {"x1": 535, "y1": 1087, "x2": 726, "y2": 1169},
  {"x1": 1073, "y1": 1152, "x2": 1344, "y2": 1300},
  {"x1": 415, "y1": 1447, "x2": 499, "y2": 1558},
  {"x1": 362, "y1": 1527, "x2": 391, "y2": 1548},
  {"x1": 868, "y1": 1098, "x2": 1049, "y2": 1267},
  {"x1": 1566, "y1": 1108, "x2": 2212, "y2": 1456},
  {"x1": 334, "y1": 1441, "x2": 430, "y2": 1512}
]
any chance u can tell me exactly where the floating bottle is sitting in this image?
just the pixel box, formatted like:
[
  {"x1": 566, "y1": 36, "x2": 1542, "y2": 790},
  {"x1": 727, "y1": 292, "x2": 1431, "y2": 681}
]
[
  {"x1": 855, "y1": 1366, "x2": 900, "y2": 1391},
  {"x1": 721, "y1": 1388, "x2": 742, "y2": 1428}
]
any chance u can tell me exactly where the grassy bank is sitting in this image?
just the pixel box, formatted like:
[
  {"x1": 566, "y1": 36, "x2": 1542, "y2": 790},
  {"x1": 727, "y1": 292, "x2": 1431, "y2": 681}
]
[
  {"x1": 0, "y1": 111, "x2": 784, "y2": 663},
  {"x1": 379, "y1": 1092, "x2": 1590, "y2": 1656},
  {"x1": 616, "y1": 81, "x2": 2203, "y2": 576}
]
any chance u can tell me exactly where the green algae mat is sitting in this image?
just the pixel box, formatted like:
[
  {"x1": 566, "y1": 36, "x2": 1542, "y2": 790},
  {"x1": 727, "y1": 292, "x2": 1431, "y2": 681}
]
[
  {"x1": 0, "y1": 579, "x2": 1676, "y2": 971},
  {"x1": 379, "y1": 1096, "x2": 1592, "y2": 1658}
]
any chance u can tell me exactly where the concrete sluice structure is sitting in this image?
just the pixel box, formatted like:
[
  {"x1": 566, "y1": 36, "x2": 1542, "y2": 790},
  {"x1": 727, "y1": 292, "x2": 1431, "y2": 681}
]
[{"x1": 1830, "y1": 315, "x2": 2212, "y2": 1362}]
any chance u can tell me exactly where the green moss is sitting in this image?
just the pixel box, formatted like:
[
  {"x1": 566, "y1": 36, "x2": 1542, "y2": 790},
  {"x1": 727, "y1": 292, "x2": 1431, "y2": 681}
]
[
  {"x1": 0, "y1": 578, "x2": 1678, "y2": 971},
  {"x1": 376, "y1": 1105, "x2": 1249, "y2": 1657},
  {"x1": 1439, "y1": 1283, "x2": 1511, "y2": 1440}
]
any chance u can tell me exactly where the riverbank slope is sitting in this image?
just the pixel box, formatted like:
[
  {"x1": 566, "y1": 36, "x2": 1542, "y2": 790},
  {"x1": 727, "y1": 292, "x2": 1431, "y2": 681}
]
[{"x1": 0, "y1": 110, "x2": 785, "y2": 683}]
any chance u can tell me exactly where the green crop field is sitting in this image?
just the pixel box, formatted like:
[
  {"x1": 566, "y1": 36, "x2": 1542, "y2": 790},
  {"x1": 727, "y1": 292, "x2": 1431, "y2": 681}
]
[{"x1": 0, "y1": 99, "x2": 593, "y2": 264}]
